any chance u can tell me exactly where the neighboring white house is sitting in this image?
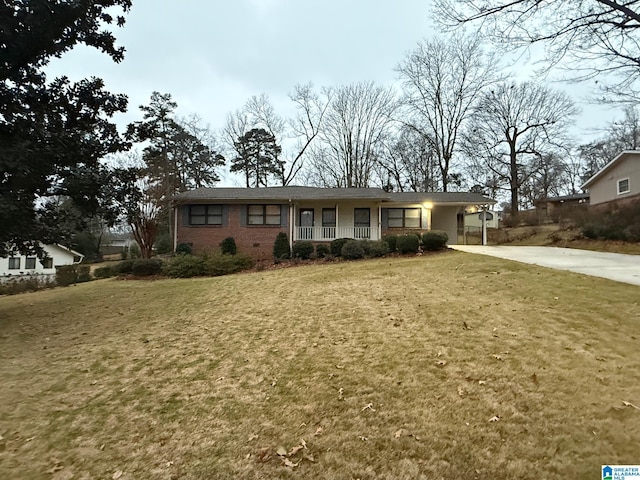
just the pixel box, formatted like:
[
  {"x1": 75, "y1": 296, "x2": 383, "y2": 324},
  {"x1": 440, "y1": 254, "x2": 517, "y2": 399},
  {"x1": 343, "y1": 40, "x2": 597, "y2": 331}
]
[
  {"x1": 464, "y1": 208, "x2": 500, "y2": 229},
  {"x1": 0, "y1": 244, "x2": 84, "y2": 282}
]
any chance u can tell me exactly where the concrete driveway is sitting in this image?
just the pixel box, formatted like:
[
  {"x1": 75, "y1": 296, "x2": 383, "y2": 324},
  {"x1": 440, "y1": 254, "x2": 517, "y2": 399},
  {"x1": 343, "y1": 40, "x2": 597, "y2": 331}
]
[{"x1": 450, "y1": 245, "x2": 640, "y2": 286}]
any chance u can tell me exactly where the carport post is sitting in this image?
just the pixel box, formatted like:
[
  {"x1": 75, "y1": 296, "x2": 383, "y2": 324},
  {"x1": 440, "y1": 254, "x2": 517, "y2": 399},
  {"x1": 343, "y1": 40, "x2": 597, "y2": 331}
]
[{"x1": 481, "y1": 205, "x2": 488, "y2": 246}]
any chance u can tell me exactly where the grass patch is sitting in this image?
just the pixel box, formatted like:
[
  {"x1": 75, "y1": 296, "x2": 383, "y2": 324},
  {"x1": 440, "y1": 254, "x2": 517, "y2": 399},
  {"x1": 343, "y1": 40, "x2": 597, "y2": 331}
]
[{"x1": 0, "y1": 252, "x2": 639, "y2": 479}]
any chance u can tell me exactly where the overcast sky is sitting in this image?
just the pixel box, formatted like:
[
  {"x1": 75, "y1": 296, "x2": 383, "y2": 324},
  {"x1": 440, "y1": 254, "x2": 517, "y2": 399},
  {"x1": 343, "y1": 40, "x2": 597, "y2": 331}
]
[{"x1": 46, "y1": 0, "x2": 619, "y2": 159}]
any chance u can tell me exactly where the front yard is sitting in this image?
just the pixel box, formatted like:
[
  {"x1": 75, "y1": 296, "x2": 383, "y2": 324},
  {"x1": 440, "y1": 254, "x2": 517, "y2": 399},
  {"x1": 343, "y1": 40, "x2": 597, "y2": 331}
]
[{"x1": 1, "y1": 251, "x2": 639, "y2": 479}]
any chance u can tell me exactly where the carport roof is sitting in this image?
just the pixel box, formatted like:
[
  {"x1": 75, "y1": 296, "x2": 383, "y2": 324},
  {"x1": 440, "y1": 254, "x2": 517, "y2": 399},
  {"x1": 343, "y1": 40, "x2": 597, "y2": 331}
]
[{"x1": 174, "y1": 186, "x2": 495, "y2": 205}]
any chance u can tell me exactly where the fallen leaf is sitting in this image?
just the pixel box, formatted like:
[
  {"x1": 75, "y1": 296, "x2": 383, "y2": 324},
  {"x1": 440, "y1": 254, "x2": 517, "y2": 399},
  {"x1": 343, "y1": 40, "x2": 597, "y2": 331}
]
[
  {"x1": 248, "y1": 434, "x2": 258, "y2": 442},
  {"x1": 436, "y1": 360, "x2": 447, "y2": 366},
  {"x1": 314, "y1": 426, "x2": 323, "y2": 436},
  {"x1": 113, "y1": 470, "x2": 123, "y2": 480},
  {"x1": 256, "y1": 447, "x2": 271, "y2": 463},
  {"x1": 338, "y1": 387, "x2": 344, "y2": 400},
  {"x1": 304, "y1": 453, "x2": 316, "y2": 462},
  {"x1": 394, "y1": 429, "x2": 404, "y2": 438},
  {"x1": 359, "y1": 435, "x2": 368, "y2": 441},
  {"x1": 336, "y1": 364, "x2": 344, "y2": 369},
  {"x1": 478, "y1": 380, "x2": 487, "y2": 385},
  {"x1": 622, "y1": 401, "x2": 640, "y2": 411},
  {"x1": 300, "y1": 438, "x2": 307, "y2": 449},
  {"x1": 288, "y1": 445, "x2": 303, "y2": 456},
  {"x1": 488, "y1": 415, "x2": 500, "y2": 423},
  {"x1": 492, "y1": 354, "x2": 503, "y2": 361},
  {"x1": 362, "y1": 403, "x2": 376, "y2": 412},
  {"x1": 283, "y1": 458, "x2": 299, "y2": 468},
  {"x1": 276, "y1": 446, "x2": 287, "y2": 457}
]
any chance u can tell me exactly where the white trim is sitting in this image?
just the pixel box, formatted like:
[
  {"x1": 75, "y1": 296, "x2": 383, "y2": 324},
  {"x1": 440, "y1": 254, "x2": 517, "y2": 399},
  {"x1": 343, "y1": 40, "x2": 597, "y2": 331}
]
[{"x1": 617, "y1": 177, "x2": 630, "y2": 195}]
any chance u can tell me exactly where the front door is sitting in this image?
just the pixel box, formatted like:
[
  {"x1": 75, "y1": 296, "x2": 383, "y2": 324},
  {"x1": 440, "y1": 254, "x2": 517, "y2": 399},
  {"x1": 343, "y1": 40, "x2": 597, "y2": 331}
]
[{"x1": 299, "y1": 208, "x2": 314, "y2": 240}]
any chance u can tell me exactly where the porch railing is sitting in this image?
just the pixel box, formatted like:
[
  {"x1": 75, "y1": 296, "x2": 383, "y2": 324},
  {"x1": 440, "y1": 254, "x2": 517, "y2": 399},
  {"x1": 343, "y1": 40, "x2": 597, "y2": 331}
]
[{"x1": 295, "y1": 226, "x2": 379, "y2": 241}]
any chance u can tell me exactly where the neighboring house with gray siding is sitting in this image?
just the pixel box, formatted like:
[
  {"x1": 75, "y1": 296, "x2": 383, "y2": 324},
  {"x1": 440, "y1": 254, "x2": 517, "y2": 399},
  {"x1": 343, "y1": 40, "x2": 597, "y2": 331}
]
[
  {"x1": 173, "y1": 186, "x2": 495, "y2": 259},
  {"x1": 582, "y1": 151, "x2": 640, "y2": 205}
]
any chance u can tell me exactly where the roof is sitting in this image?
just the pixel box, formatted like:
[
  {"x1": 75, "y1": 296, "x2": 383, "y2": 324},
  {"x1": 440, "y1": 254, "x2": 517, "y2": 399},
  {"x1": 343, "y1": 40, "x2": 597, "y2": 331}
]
[
  {"x1": 582, "y1": 150, "x2": 640, "y2": 189},
  {"x1": 174, "y1": 186, "x2": 495, "y2": 205},
  {"x1": 536, "y1": 193, "x2": 590, "y2": 204},
  {"x1": 387, "y1": 191, "x2": 495, "y2": 205}
]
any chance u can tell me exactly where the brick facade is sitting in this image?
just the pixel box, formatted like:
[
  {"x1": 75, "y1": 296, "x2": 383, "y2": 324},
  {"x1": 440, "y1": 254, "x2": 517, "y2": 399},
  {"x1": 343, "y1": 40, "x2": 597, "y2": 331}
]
[{"x1": 176, "y1": 204, "x2": 288, "y2": 260}]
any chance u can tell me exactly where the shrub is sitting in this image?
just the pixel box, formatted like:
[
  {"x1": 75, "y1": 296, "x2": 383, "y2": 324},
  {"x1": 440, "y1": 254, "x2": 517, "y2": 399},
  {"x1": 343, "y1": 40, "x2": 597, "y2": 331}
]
[
  {"x1": 273, "y1": 232, "x2": 290, "y2": 260},
  {"x1": 55, "y1": 264, "x2": 90, "y2": 286},
  {"x1": 396, "y1": 234, "x2": 420, "y2": 254},
  {"x1": 205, "y1": 253, "x2": 255, "y2": 276},
  {"x1": 114, "y1": 259, "x2": 135, "y2": 275},
  {"x1": 341, "y1": 240, "x2": 365, "y2": 260},
  {"x1": 76, "y1": 265, "x2": 91, "y2": 283},
  {"x1": 94, "y1": 265, "x2": 115, "y2": 279},
  {"x1": 154, "y1": 234, "x2": 172, "y2": 254},
  {"x1": 315, "y1": 244, "x2": 330, "y2": 258},
  {"x1": 576, "y1": 200, "x2": 640, "y2": 242},
  {"x1": 330, "y1": 238, "x2": 351, "y2": 257},
  {"x1": 363, "y1": 239, "x2": 390, "y2": 258},
  {"x1": 132, "y1": 258, "x2": 163, "y2": 276},
  {"x1": 422, "y1": 230, "x2": 449, "y2": 251},
  {"x1": 220, "y1": 237, "x2": 237, "y2": 255},
  {"x1": 175, "y1": 243, "x2": 192, "y2": 255},
  {"x1": 382, "y1": 234, "x2": 398, "y2": 252},
  {"x1": 129, "y1": 243, "x2": 142, "y2": 259},
  {"x1": 0, "y1": 276, "x2": 54, "y2": 295},
  {"x1": 162, "y1": 255, "x2": 207, "y2": 278},
  {"x1": 163, "y1": 253, "x2": 254, "y2": 278},
  {"x1": 292, "y1": 241, "x2": 314, "y2": 259}
]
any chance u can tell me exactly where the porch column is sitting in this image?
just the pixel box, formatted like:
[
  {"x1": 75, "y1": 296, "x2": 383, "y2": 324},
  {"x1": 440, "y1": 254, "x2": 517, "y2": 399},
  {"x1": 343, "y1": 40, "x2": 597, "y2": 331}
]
[
  {"x1": 377, "y1": 203, "x2": 382, "y2": 240},
  {"x1": 289, "y1": 202, "x2": 295, "y2": 246},
  {"x1": 423, "y1": 207, "x2": 432, "y2": 230}
]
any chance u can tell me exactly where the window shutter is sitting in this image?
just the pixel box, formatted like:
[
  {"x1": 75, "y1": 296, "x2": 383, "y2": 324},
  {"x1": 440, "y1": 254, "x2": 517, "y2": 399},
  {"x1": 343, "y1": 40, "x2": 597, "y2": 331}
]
[
  {"x1": 240, "y1": 205, "x2": 247, "y2": 226},
  {"x1": 280, "y1": 205, "x2": 288, "y2": 227},
  {"x1": 381, "y1": 208, "x2": 388, "y2": 229},
  {"x1": 222, "y1": 205, "x2": 229, "y2": 226},
  {"x1": 181, "y1": 205, "x2": 190, "y2": 225}
]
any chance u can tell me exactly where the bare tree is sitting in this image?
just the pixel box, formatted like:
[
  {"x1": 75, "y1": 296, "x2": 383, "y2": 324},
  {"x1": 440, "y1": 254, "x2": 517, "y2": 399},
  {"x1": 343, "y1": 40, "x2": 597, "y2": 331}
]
[
  {"x1": 307, "y1": 82, "x2": 398, "y2": 188},
  {"x1": 578, "y1": 105, "x2": 640, "y2": 178},
  {"x1": 223, "y1": 86, "x2": 330, "y2": 186},
  {"x1": 465, "y1": 82, "x2": 578, "y2": 217},
  {"x1": 377, "y1": 126, "x2": 440, "y2": 192},
  {"x1": 434, "y1": 0, "x2": 640, "y2": 101},
  {"x1": 396, "y1": 34, "x2": 499, "y2": 191},
  {"x1": 520, "y1": 152, "x2": 569, "y2": 205}
]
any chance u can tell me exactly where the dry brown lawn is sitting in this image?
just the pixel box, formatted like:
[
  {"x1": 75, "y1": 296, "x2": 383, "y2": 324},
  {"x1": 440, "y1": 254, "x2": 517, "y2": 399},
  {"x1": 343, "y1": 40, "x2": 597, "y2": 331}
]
[{"x1": 1, "y1": 251, "x2": 639, "y2": 479}]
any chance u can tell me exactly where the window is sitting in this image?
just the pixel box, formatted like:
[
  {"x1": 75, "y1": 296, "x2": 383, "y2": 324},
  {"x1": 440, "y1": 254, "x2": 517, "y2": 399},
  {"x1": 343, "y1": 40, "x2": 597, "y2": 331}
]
[
  {"x1": 42, "y1": 258, "x2": 53, "y2": 269},
  {"x1": 354, "y1": 208, "x2": 370, "y2": 238},
  {"x1": 248, "y1": 205, "x2": 281, "y2": 225},
  {"x1": 25, "y1": 257, "x2": 36, "y2": 269},
  {"x1": 387, "y1": 208, "x2": 421, "y2": 228},
  {"x1": 322, "y1": 208, "x2": 336, "y2": 227},
  {"x1": 354, "y1": 208, "x2": 370, "y2": 228},
  {"x1": 618, "y1": 178, "x2": 630, "y2": 195},
  {"x1": 8, "y1": 257, "x2": 20, "y2": 270},
  {"x1": 189, "y1": 204, "x2": 223, "y2": 225}
]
